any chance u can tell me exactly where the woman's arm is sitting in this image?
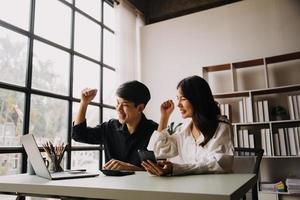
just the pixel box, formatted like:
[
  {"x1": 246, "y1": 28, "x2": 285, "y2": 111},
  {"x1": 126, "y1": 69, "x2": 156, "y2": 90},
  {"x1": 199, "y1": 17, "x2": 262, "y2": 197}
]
[
  {"x1": 171, "y1": 123, "x2": 234, "y2": 175},
  {"x1": 157, "y1": 100, "x2": 174, "y2": 132}
]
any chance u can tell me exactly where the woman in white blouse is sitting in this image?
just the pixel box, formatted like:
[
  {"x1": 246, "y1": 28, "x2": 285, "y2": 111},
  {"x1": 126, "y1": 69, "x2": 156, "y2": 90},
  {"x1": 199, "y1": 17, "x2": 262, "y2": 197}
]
[{"x1": 142, "y1": 75, "x2": 234, "y2": 176}]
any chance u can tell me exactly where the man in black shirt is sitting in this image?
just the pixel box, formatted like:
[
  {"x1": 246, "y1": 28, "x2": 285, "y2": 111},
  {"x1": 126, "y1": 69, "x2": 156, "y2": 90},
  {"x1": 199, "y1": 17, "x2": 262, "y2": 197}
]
[{"x1": 72, "y1": 81, "x2": 158, "y2": 171}]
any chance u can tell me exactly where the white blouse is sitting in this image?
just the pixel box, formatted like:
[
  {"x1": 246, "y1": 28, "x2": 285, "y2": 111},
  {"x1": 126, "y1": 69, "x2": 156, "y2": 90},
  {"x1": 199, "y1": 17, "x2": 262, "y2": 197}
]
[{"x1": 147, "y1": 119, "x2": 234, "y2": 175}]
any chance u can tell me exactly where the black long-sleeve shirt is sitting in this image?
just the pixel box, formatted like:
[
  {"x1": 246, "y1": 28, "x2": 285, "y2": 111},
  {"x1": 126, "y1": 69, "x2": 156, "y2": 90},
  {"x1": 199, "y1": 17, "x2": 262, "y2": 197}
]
[{"x1": 72, "y1": 114, "x2": 158, "y2": 166}]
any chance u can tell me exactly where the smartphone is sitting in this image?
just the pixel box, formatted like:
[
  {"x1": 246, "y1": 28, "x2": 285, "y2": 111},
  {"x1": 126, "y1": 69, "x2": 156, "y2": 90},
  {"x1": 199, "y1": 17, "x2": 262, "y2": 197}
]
[
  {"x1": 101, "y1": 169, "x2": 135, "y2": 176},
  {"x1": 138, "y1": 150, "x2": 157, "y2": 163}
]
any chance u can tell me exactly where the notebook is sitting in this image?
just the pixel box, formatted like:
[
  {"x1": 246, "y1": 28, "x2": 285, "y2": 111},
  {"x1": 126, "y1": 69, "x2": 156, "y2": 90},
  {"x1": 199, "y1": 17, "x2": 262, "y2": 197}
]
[{"x1": 21, "y1": 134, "x2": 99, "y2": 180}]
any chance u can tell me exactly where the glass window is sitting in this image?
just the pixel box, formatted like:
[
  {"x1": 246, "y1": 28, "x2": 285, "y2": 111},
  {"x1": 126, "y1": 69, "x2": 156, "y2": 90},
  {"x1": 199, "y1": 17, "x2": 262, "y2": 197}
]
[
  {"x1": 73, "y1": 56, "x2": 100, "y2": 102},
  {"x1": 30, "y1": 95, "x2": 68, "y2": 142},
  {"x1": 74, "y1": 12, "x2": 101, "y2": 60},
  {"x1": 72, "y1": 102, "x2": 100, "y2": 127},
  {"x1": 34, "y1": 0, "x2": 71, "y2": 47},
  {"x1": 0, "y1": 153, "x2": 22, "y2": 175},
  {"x1": 0, "y1": 27, "x2": 28, "y2": 86},
  {"x1": 75, "y1": 0, "x2": 102, "y2": 22},
  {"x1": 71, "y1": 151, "x2": 99, "y2": 170},
  {"x1": 103, "y1": 107, "x2": 116, "y2": 122},
  {"x1": 103, "y1": 68, "x2": 117, "y2": 105},
  {"x1": 65, "y1": 0, "x2": 73, "y2": 4},
  {"x1": 32, "y1": 40, "x2": 70, "y2": 95},
  {"x1": 0, "y1": 194, "x2": 18, "y2": 200},
  {"x1": 103, "y1": 2, "x2": 115, "y2": 30},
  {"x1": 0, "y1": 0, "x2": 30, "y2": 30},
  {"x1": 72, "y1": 102, "x2": 100, "y2": 146},
  {"x1": 0, "y1": 89, "x2": 24, "y2": 147},
  {"x1": 103, "y1": 29, "x2": 115, "y2": 67}
]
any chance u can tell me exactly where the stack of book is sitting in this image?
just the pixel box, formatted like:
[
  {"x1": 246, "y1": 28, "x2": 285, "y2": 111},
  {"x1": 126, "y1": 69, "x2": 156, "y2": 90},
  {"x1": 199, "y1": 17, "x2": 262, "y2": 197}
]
[
  {"x1": 288, "y1": 95, "x2": 300, "y2": 120},
  {"x1": 219, "y1": 103, "x2": 231, "y2": 121},
  {"x1": 286, "y1": 178, "x2": 300, "y2": 194},
  {"x1": 260, "y1": 181, "x2": 286, "y2": 192},
  {"x1": 254, "y1": 100, "x2": 269, "y2": 122}
]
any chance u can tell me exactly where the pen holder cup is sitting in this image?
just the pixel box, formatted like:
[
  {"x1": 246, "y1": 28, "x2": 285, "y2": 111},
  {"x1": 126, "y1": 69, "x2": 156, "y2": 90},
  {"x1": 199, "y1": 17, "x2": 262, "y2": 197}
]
[{"x1": 49, "y1": 153, "x2": 64, "y2": 172}]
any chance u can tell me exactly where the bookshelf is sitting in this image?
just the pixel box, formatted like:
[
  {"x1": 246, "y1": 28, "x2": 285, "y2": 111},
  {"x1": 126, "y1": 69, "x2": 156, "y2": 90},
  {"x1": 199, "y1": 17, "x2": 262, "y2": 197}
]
[{"x1": 203, "y1": 51, "x2": 300, "y2": 200}]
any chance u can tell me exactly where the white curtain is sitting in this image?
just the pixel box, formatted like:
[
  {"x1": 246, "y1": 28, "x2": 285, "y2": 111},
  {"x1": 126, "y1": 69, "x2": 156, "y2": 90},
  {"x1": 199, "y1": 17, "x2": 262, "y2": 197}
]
[{"x1": 114, "y1": 0, "x2": 145, "y2": 84}]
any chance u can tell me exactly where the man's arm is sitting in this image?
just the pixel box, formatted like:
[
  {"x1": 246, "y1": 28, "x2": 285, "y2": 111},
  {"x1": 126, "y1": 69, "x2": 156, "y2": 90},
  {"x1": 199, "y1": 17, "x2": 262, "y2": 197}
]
[
  {"x1": 103, "y1": 159, "x2": 144, "y2": 171},
  {"x1": 74, "y1": 88, "x2": 97, "y2": 125}
]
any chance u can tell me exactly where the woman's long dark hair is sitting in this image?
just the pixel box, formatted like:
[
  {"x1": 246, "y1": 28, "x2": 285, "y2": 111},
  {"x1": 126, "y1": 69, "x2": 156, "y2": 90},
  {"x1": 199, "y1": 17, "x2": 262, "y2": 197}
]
[{"x1": 177, "y1": 75, "x2": 220, "y2": 146}]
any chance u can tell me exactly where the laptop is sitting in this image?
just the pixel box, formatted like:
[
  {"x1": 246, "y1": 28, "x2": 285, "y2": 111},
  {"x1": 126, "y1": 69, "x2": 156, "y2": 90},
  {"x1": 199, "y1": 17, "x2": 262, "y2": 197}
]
[{"x1": 21, "y1": 134, "x2": 99, "y2": 180}]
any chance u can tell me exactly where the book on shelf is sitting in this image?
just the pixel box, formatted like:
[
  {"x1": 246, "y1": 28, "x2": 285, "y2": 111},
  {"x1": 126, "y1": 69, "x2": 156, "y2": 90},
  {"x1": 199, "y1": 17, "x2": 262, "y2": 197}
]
[
  {"x1": 263, "y1": 100, "x2": 270, "y2": 122},
  {"x1": 261, "y1": 129, "x2": 267, "y2": 156},
  {"x1": 246, "y1": 97, "x2": 253, "y2": 122},
  {"x1": 278, "y1": 128, "x2": 287, "y2": 156},
  {"x1": 254, "y1": 101, "x2": 259, "y2": 123},
  {"x1": 288, "y1": 127, "x2": 297, "y2": 156},
  {"x1": 260, "y1": 181, "x2": 286, "y2": 192},
  {"x1": 273, "y1": 132, "x2": 281, "y2": 156},
  {"x1": 219, "y1": 103, "x2": 231, "y2": 121},
  {"x1": 288, "y1": 95, "x2": 295, "y2": 120},
  {"x1": 239, "y1": 100, "x2": 245, "y2": 123},
  {"x1": 294, "y1": 127, "x2": 300, "y2": 155},
  {"x1": 233, "y1": 129, "x2": 238, "y2": 148},
  {"x1": 287, "y1": 95, "x2": 300, "y2": 120},
  {"x1": 293, "y1": 95, "x2": 299, "y2": 119},
  {"x1": 286, "y1": 178, "x2": 300, "y2": 194},
  {"x1": 238, "y1": 97, "x2": 253, "y2": 123},
  {"x1": 257, "y1": 101, "x2": 264, "y2": 122},
  {"x1": 284, "y1": 128, "x2": 291, "y2": 156},
  {"x1": 224, "y1": 104, "x2": 231, "y2": 121},
  {"x1": 238, "y1": 129, "x2": 244, "y2": 148},
  {"x1": 275, "y1": 126, "x2": 300, "y2": 156},
  {"x1": 265, "y1": 129, "x2": 272, "y2": 156}
]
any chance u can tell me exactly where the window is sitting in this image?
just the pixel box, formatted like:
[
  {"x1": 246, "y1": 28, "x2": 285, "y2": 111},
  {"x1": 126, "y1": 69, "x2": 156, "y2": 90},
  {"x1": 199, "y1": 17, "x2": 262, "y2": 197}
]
[{"x1": 0, "y1": 0, "x2": 116, "y2": 177}]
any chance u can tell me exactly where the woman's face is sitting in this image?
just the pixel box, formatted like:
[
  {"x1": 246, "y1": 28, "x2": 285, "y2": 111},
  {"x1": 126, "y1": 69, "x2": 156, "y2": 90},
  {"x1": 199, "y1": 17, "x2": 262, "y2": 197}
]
[{"x1": 176, "y1": 88, "x2": 193, "y2": 119}]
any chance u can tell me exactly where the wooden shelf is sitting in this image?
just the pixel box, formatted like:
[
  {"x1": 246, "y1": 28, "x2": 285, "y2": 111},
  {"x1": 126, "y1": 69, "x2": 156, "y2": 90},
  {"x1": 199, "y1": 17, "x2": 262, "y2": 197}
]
[
  {"x1": 213, "y1": 84, "x2": 300, "y2": 98},
  {"x1": 265, "y1": 51, "x2": 300, "y2": 64},
  {"x1": 203, "y1": 51, "x2": 300, "y2": 194},
  {"x1": 203, "y1": 63, "x2": 231, "y2": 72},
  {"x1": 262, "y1": 156, "x2": 300, "y2": 159},
  {"x1": 233, "y1": 58, "x2": 264, "y2": 68},
  {"x1": 251, "y1": 84, "x2": 300, "y2": 95},
  {"x1": 213, "y1": 91, "x2": 249, "y2": 98}
]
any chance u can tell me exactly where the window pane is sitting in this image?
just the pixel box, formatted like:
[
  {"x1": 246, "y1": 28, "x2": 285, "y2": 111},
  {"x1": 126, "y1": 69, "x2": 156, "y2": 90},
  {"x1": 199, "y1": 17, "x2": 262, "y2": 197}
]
[
  {"x1": 74, "y1": 12, "x2": 101, "y2": 60},
  {"x1": 72, "y1": 102, "x2": 99, "y2": 146},
  {"x1": 65, "y1": 0, "x2": 73, "y2": 4},
  {"x1": 35, "y1": 0, "x2": 71, "y2": 47},
  {"x1": 32, "y1": 40, "x2": 70, "y2": 95},
  {"x1": 73, "y1": 56, "x2": 100, "y2": 102},
  {"x1": 30, "y1": 95, "x2": 68, "y2": 142},
  {"x1": 0, "y1": 153, "x2": 22, "y2": 175},
  {"x1": 104, "y1": 2, "x2": 115, "y2": 30},
  {"x1": 103, "y1": 29, "x2": 115, "y2": 67},
  {"x1": 0, "y1": 194, "x2": 18, "y2": 200},
  {"x1": 75, "y1": 0, "x2": 102, "y2": 22},
  {"x1": 0, "y1": 27, "x2": 28, "y2": 86},
  {"x1": 0, "y1": 89, "x2": 24, "y2": 147},
  {"x1": 103, "y1": 107, "x2": 116, "y2": 122},
  {"x1": 103, "y1": 68, "x2": 117, "y2": 105},
  {"x1": 71, "y1": 151, "x2": 99, "y2": 170},
  {"x1": 0, "y1": 0, "x2": 30, "y2": 30}
]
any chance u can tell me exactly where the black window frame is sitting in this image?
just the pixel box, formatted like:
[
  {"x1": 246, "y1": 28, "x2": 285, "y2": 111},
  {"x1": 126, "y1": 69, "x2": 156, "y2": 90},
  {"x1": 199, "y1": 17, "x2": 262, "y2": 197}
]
[{"x1": 0, "y1": 0, "x2": 115, "y2": 174}]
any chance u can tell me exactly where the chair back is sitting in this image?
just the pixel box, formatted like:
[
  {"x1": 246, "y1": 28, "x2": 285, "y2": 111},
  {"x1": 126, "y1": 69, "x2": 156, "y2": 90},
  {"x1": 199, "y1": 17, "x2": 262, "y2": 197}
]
[{"x1": 233, "y1": 147, "x2": 264, "y2": 200}]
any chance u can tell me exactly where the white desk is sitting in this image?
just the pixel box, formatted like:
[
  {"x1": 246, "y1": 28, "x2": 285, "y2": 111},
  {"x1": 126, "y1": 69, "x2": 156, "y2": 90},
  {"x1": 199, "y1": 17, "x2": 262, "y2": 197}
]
[{"x1": 0, "y1": 172, "x2": 256, "y2": 200}]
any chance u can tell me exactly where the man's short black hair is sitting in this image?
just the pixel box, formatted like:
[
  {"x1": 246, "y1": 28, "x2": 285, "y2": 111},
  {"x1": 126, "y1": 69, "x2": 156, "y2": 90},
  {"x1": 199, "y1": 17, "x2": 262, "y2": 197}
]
[{"x1": 116, "y1": 80, "x2": 151, "y2": 106}]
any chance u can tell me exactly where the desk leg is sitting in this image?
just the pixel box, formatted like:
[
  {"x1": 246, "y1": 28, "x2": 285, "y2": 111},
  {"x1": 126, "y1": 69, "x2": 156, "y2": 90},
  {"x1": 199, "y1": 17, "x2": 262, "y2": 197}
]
[{"x1": 16, "y1": 195, "x2": 25, "y2": 200}]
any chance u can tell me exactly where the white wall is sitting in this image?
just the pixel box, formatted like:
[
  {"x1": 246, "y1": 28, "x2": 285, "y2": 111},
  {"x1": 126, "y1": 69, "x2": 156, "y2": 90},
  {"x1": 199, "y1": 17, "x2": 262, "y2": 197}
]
[{"x1": 140, "y1": 0, "x2": 300, "y2": 123}]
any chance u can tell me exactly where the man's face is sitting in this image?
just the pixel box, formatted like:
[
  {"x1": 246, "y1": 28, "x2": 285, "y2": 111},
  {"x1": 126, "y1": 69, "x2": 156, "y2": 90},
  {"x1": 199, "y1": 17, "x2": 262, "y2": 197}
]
[{"x1": 115, "y1": 97, "x2": 144, "y2": 124}]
